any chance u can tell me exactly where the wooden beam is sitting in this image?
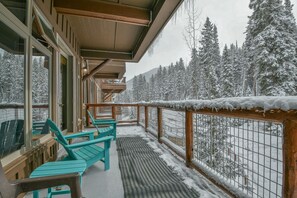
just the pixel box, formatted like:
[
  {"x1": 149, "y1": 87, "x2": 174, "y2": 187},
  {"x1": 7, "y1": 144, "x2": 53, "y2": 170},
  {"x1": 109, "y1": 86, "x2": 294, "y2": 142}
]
[
  {"x1": 82, "y1": 59, "x2": 112, "y2": 82},
  {"x1": 137, "y1": 105, "x2": 140, "y2": 126},
  {"x1": 112, "y1": 106, "x2": 116, "y2": 120},
  {"x1": 283, "y1": 119, "x2": 297, "y2": 198},
  {"x1": 157, "y1": 108, "x2": 163, "y2": 143},
  {"x1": 145, "y1": 106, "x2": 149, "y2": 132},
  {"x1": 81, "y1": 49, "x2": 133, "y2": 61},
  {"x1": 54, "y1": 0, "x2": 151, "y2": 26},
  {"x1": 185, "y1": 110, "x2": 193, "y2": 167},
  {"x1": 93, "y1": 73, "x2": 119, "y2": 79}
]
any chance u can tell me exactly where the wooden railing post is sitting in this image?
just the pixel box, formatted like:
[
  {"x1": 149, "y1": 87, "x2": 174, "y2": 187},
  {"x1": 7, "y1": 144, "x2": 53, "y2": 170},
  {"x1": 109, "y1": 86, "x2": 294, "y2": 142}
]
[
  {"x1": 145, "y1": 106, "x2": 148, "y2": 132},
  {"x1": 137, "y1": 105, "x2": 140, "y2": 125},
  {"x1": 86, "y1": 105, "x2": 90, "y2": 127},
  {"x1": 283, "y1": 119, "x2": 297, "y2": 198},
  {"x1": 112, "y1": 106, "x2": 116, "y2": 120},
  {"x1": 157, "y1": 107, "x2": 163, "y2": 143},
  {"x1": 185, "y1": 110, "x2": 193, "y2": 167}
]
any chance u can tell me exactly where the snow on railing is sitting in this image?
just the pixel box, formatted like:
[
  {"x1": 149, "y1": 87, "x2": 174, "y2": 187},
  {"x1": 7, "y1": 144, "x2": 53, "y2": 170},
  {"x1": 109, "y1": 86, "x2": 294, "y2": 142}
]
[{"x1": 86, "y1": 97, "x2": 297, "y2": 198}]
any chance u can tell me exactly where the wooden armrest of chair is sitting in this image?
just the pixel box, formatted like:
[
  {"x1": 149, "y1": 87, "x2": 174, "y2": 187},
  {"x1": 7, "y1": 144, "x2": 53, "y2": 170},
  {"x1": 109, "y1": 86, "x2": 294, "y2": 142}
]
[
  {"x1": 12, "y1": 173, "x2": 82, "y2": 198},
  {"x1": 1, "y1": 160, "x2": 83, "y2": 198}
]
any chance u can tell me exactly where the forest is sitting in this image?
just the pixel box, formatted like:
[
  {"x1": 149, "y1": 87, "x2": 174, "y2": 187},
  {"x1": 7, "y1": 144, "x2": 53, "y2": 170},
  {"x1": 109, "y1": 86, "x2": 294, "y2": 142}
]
[{"x1": 117, "y1": 0, "x2": 297, "y2": 103}]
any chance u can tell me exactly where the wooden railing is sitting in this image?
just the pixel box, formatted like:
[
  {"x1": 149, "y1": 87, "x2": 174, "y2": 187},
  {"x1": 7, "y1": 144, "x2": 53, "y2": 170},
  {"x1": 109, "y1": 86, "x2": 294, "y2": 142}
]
[{"x1": 86, "y1": 102, "x2": 297, "y2": 198}]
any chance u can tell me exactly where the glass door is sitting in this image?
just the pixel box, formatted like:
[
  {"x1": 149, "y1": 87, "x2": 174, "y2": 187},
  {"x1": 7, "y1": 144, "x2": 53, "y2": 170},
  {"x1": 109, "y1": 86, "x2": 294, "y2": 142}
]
[{"x1": 59, "y1": 54, "x2": 68, "y2": 131}]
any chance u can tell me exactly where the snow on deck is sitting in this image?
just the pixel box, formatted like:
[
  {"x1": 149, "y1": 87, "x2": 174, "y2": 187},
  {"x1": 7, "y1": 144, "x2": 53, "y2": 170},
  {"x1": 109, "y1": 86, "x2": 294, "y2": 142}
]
[
  {"x1": 138, "y1": 96, "x2": 297, "y2": 111},
  {"x1": 118, "y1": 126, "x2": 229, "y2": 198},
  {"x1": 26, "y1": 126, "x2": 228, "y2": 198}
]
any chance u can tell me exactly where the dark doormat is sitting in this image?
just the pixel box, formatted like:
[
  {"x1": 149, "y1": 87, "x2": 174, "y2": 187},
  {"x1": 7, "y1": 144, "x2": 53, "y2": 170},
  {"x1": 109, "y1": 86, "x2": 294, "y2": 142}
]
[{"x1": 117, "y1": 137, "x2": 200, "y2": 198}]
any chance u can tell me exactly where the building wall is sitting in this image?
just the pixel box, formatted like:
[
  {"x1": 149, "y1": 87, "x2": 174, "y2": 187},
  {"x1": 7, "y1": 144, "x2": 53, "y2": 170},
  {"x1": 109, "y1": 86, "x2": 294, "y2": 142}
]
[{"x1": 0, "y1": 0, "x2": 83, "y2": 179}]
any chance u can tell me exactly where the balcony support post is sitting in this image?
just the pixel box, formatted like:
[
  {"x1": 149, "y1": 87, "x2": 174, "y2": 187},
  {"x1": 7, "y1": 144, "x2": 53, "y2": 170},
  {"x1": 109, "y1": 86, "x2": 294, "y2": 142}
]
[
  {"x1": 86, "y1": 105, "x2": 90, "y2": 127},
  {"x1": 283, "y1": 119, "x2": 297, "y2": 198},
  {"x1": 157, "y1": 107, "x2": 163, "y2": 143},
  {"x1": 112, "y1": 106, "x2": 116, "y2": 120},
  {"x1": 145, "y1": 106, "x2": 148, "y2": 132},
  {"x1": 137, "y1": 105, "x2": 140, "y2": 126},
  {"x1": 185, "y1": 110, "x2": 193, "y2": 167}
]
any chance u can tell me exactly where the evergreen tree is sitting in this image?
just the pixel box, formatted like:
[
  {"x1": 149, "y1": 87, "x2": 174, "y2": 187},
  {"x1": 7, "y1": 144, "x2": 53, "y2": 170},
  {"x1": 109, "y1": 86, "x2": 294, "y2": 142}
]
[
  {"x1": 212, "y1": 25, "x2": 221, "y2": 79},
  {"x1": 175, "y1": 58, "x2": 186, "y2": 100},
  {"x1": 244, "y1": 0, "x2": 297, "y2": 96},
  {"x1": 187, "y1": 48, "x2": 200, "y2": 99},
  {"x1": 220, "y1": 45, "x2": 234, "y2": 97},
  {"x1": 199, "y1": 17, "x2": 219, "y2": 99},
  {"x1": 148, "y1": 75, "x2": 156, "y2": 100},
  {"x1": 132, "y1": 76, "x2": 139, "y2": 101}
]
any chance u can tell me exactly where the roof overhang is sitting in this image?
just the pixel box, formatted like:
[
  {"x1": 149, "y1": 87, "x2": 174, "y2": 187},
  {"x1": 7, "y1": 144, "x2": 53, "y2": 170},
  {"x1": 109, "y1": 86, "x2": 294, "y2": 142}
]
[
  {"x1": 54, "y1": 0, "x2": 183, "y2": 62},
  {"x1": 54, "y1": 0, "x2": 183, "y2": 80},
  {"x1": 87, "y1": 59, "x2": 126, "y2": 79}
]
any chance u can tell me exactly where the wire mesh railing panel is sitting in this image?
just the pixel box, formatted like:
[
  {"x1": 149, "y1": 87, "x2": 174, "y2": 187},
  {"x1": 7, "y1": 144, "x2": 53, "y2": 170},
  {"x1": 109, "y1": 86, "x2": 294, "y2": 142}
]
[
  {"x1": 139, "y1": 106, "x2": 145, "y2": 125},
  {"x1": 32, "y1": 106, "x2": 48, "y2": 122},
  {"x1": 0, "y1": 107, "x2": 24, "y2": 124},
  {"x1": 148, "y1": 107, "x2": 157, "y2": 132},
  {"x1": 193, "y1": 114, "x2": 283, "y2": 198},
  {"x1": 96, "y1": 106, "x2": 112, "y2": 118},
  {"x1": 162, "y1": 109, "x2": 186, "y2": 150},
  {"x1": 116, "y1": 106, "x2": 137, "y2": 122}
]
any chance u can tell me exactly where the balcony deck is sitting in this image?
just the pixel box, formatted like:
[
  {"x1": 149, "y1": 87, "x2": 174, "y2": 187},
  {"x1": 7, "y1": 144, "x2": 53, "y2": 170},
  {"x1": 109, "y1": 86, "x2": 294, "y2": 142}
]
[{"x1": 26, "y1": 126, "x2": 228, "y2": 198}]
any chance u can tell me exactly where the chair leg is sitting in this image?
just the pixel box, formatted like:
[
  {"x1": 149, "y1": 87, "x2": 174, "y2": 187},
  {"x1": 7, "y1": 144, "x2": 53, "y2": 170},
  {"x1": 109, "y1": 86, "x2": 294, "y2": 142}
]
[
  {"x1": 104, "y1": 149, "x2": 110, "y2": 171},
  {"x1": 113, "y1": 124, "x2": 117, "y2": 140},
  {"x1": 33, "y1": 190, "x2": 39, "y2": 198}
]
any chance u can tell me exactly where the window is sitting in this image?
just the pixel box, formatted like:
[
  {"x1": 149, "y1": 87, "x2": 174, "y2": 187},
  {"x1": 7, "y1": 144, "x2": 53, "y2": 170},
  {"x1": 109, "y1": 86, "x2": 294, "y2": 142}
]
[
  {"x1": 0, "y1": 0, "x2": 27, "y2": 24},
  {"x1": 32, "y1": 47, "x2": 50, "y2": 139},
  {"x1": 32, "y1": 8, "x2": 57, "y2": 50},
  {"x1": 0, "y1": 20, "x2": 25, "y2": 158}
]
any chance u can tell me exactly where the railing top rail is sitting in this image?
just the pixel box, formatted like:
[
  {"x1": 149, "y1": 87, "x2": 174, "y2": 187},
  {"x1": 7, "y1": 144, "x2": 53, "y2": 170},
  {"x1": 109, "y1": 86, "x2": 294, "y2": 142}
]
[
  {"x1": 86, "y1": 103, "x2": 139, "y2": 107},
  {"x1": 139, "y1": 96, "x2": 297, "y2": 111},
  {"x1": 0, "y1": 103, "x2": 49, "y2": 109},
  {"x1": 87, "y1": 96, "x2": 297, "y2": 122}
]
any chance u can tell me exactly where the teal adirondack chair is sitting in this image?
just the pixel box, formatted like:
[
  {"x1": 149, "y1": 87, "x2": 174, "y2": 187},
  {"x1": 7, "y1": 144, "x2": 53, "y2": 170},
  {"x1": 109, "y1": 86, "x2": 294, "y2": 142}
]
[
  {"x1": 0, "y1": 120, "x2": 24, "y2": 157},
  {"x1": 32, "y1": 121, "x2": 49, "y2": 135},
  {"x1": 87, "y1": 110, "x2": 117, "y2": 140},
  {"x1": 46, "y1": 118, "x2": 113, "y2": 170}
]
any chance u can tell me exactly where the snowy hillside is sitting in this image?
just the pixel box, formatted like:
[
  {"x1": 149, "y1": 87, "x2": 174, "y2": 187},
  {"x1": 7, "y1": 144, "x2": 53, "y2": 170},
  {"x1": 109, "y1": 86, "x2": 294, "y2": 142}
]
[{"x1": 126, "y1": 67, "x2": 161, "y2": 90}]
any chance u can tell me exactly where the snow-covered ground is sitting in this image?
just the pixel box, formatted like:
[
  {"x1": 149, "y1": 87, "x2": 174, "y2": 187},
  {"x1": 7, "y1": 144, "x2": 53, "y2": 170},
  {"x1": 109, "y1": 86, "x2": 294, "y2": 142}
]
[
  {"x1": 117, "y1": 126, "x2": 229, "y2": 198},
  {"x1": 136, "y1": 109, "x2": 283, "y2": 198}
]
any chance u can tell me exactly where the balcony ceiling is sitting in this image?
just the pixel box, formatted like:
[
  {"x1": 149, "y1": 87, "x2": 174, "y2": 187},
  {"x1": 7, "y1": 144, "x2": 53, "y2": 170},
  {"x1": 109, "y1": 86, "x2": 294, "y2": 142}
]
[
  {"x1": 88, "y1": 59, "x2": 126, "y2": 79},
  {"x1": 54, "y1": 0, "x2": 183, "y2": 62},
  {"x1": 54, "y1": 0, "x2": 182, "y2": 80}
]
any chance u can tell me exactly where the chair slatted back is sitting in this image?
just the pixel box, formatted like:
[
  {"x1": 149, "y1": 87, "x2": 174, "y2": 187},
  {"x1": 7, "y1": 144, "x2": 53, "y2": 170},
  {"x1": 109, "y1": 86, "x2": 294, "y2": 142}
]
[
  {"x1": 0, "y1": 120, "x2": 18, "y2": 157},
  {"x1": 87, "y1": 110, "x2": 96, "y2": 124},
  {"x1": 87, "y1": 110, "x2": 103, "y2": 132},
  {"x1": 15, "y1": 120, "x2": 24, "y2": 148},
  {"x1": 46, "y1": 118, "x2": 77, "y2": 159}
]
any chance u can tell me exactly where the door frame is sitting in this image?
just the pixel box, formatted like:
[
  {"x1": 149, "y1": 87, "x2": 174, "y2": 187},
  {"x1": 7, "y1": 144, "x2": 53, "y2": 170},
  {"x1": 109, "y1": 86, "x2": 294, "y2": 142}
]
[{"x1": 55, "y1": 34, "x2": 77, "y2": 133}]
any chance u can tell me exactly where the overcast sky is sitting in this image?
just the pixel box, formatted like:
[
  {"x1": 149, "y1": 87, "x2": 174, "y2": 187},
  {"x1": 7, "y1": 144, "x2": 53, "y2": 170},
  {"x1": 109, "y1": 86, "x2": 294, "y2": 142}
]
[{"x1": 125, "y1": 0, "x2": 297, "y2": 81}]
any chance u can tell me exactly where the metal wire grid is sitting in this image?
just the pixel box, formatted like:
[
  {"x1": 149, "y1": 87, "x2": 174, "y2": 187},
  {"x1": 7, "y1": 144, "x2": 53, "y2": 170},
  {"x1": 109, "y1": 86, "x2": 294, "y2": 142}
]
[
  {"x1": 32, "y1": 108, "x2": 48, "y2": 121},
  {"x1": 148, "y1": 107, "x2": 158, "y2": 132},
  {"x1": 162, "y1": 109, "x2": 186, "y2": 149},
  {"x1": 0, "y1": 107, "x2": 24, "y2": 124},
  {"x1": 139, "y1": 106, "x2": 145, "y2": 125},
  {"x1": 96, "y1": 106, "x2": 112, "y2": 118},
  {"x1": 116, "y1": 106, "x2": 137, "y2": 122},
  {"x1": 193, "y1": 114, "x2": 283, "y2": 198}
]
